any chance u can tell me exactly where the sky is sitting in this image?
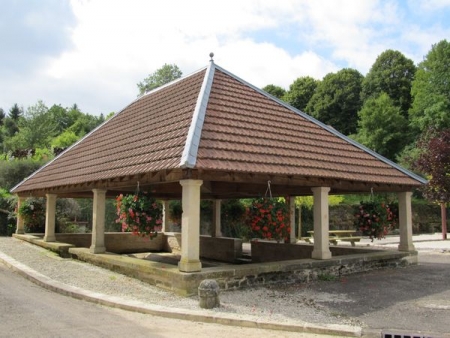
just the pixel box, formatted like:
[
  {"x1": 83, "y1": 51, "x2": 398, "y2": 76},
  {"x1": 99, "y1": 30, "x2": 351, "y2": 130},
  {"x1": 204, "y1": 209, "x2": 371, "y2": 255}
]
[{"x1": 1, "y1": 0, "x2": 450, "y2": 116}]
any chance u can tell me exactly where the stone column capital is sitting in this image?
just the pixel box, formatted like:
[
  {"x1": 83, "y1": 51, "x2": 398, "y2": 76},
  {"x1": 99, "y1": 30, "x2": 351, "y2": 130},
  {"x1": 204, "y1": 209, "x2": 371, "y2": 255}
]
[{"x1": 179, "y1": 179, "x2": 203, "y2": 187}]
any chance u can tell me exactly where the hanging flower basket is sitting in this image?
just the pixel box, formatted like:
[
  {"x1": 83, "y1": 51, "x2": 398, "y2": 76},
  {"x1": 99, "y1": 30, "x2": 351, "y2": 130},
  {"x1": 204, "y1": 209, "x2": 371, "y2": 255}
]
[
  {"x1": 115, "y1": 192, "x2": 162, "y2": 239},
  {"x1": 354, "y1": 200, "x2": 398, "y2": 241},
  {"x1": 246, "y1": 197, "x2": 290, "y2": 243}
]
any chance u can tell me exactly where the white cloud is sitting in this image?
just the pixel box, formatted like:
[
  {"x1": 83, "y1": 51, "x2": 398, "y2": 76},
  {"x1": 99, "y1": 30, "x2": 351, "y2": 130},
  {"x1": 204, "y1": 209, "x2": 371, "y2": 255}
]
[{"x1": 2, "y1": 0, "x2": 449, "y2": 115}]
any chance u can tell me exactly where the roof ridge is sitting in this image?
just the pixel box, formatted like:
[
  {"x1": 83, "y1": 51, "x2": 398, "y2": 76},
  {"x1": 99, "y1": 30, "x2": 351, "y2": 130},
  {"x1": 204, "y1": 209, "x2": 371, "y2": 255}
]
[
  {"x1": 179, "y1": 61, "x2": 215, "y2": 168},
  {"x1": 212, "y1": 64, "x2": 427, "y2": 186}
]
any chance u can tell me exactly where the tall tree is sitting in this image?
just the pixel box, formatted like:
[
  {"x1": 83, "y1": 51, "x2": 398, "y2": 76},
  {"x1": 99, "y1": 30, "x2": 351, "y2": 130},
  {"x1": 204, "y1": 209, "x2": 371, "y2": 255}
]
[
  {"x1": 361, "y1": 50, "x2": 416, "y2": 117},
  {"x1": 48, "y1": 104, "x2": 71, "y2": 134},
  {"x1": 8, "y1": 103, "x2": 22, "y2": 121},
  {"x1": 410, "y1": 40, "x2": 450, "y2": 134},
  {"x1": 262, "y1": 84, "x2": 286, "y2": 99},
  {"x1": 354, "y1": 93, "x2": 408, "y2": 161},
  {"x1": 137, "y1": 63, "x2": 182, "y2": 95},
  {"x1": 413, "y1": 129, "x2": 450, "y2": 240},
  {"x1": 306, "y1": 68, "x2": 363, "y2": 135},
  {"x1": 282, "y1": 76, "x2": 319, "y2": 111},
  {"x1": 0, "y1": 108, "x2": 5, "y2": 126},
  {"x1": 4, "y1": 104, "x2": 23, "y2": 137},
  {"x1": 5, "y1": 101, "x2": 57, "y2": 150}
]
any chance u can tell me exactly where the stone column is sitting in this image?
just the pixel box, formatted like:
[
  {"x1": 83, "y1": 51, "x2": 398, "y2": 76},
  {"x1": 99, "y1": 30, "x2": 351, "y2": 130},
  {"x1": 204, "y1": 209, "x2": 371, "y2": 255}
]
[
  {"x1": 90, "y1": 189, "x2": 107, "y2": 254},
  {"x1": 398, "y1": 191, "x2": 415, "y2": 252},
  {"x1": 162, "y1": 200, "x2": 170, "y2": 232},
  {"x1": 212, "y1": 199, "x2": 222, "y2": 237},
  {"x1": 289, "y1": 197, "x2": 296, "y2": 243},
  {"x1": 43, "y1": 194, "x2": 57, "y2": 242},
  {"x1": 297, "y1": 205, "x2": 302, "y2": 241},
  {"x1": 15, "y1": 196, "x2": 26, "y2": 234},
  {"x1": 311, "y1": 187, "x2": 332, "y2": 260},
  {"x1": 178, "y1": 179, "x2": 203, "y2": 272}
]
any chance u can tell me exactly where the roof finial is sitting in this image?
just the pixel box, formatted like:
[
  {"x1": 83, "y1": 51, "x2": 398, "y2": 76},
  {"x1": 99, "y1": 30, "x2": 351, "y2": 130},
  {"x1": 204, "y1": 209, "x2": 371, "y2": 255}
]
[{"x1": 209, "y1": 52, "x2": 214, "y2": 62}]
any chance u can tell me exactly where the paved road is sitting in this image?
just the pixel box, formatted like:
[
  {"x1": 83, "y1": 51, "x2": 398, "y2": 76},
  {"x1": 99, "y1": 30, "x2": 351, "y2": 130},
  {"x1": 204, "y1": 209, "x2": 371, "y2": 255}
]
[
  {"x1": 297, "y1": 251, "x2": 450, "y2": 336},
  {"x1": 0, "y1": 263, "x2": 341, "y2": 338}
]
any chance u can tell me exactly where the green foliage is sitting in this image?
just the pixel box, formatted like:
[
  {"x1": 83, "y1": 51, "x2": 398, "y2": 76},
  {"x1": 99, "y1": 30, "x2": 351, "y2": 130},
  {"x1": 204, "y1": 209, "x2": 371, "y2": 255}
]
[
  {"x1": 115, "y1": 192, "x2": 163, "y2": 238},
  {"x1": 306, "y1": 68, "x2": 363, "y2": 135},
  {"x1": 168, "y1": 200, "x2": 182, "y2": 225},
  {"x1": 9, "y1": 104, "x2": 23, "y2": 120},
  {"x1": 0, "y1": 188, "x2": 16, "y2": 236},
  {"x1": 16, "y1": 101, "x2": 58, "y2": 150},
  {"x1": 283, "y1": 76, "x2": 319, "y2": 111},
  {"x1": 221, "y1": 199, "x2": 250, "y2": 239},
  {"x1": 137, "y1": 63, "x2": 183, "y2": 95},
  {"x1": 0, "y1": 108, "x2": 5, "y2": 126},
  {"x1": 410, "y1": 40, "x2": 450, "y2": 134},
  {"x1": 51, "y1": 130, "x2": 79, "y2": 148},
  {"x1": 295, "y1": 195, "x2": 343, "y2": 207},
  {"x1": 355, "y1": 93, "x2": 409, "y2": 160},
  {"x1": 0, "y1": 158, "x2": 46, "y2": 190},
  {"x1": 361, "y1": 50, "x2": 416, "y2": 116},
  {"x1": 262, "y1": 84, "x2": 286, "y2": 99},
  {"x1": 317, "y1": 272, "x2": 337, "y2": 281},
  {"x1": 18, "y1": 198, "x2": 46, "y2": 233},
  {"x1": 66, "y1": 113, "x2": 103, "y2": 137}
]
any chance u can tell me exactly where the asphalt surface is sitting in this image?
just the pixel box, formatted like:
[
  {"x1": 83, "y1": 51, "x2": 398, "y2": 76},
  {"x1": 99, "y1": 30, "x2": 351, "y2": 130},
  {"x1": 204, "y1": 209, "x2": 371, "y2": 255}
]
[{"x1": 1, "y1": 234, "x2": 449, "y2": 337}]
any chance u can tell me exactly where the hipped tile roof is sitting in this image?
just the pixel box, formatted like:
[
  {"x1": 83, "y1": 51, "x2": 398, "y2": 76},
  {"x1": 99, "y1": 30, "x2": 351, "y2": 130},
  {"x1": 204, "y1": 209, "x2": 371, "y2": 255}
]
[{"x1": 11, "y1": 61, "x2": 425, "y2": 194}]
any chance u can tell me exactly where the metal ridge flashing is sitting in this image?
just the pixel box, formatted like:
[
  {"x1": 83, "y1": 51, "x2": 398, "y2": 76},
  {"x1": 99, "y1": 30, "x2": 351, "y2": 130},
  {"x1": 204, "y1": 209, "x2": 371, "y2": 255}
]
[
  {"x1": 213, "y1": 64, "x2": 427, "y2": 186},
  {"x1": 179, "y1": 61, "x2": 215, "y2": 168}
]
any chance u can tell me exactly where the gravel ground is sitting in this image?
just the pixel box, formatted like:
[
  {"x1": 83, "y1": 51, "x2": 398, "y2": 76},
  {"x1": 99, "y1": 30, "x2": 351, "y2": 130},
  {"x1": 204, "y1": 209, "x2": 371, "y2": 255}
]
[
  {"x1": 0, "y1": 237, "x2": 362, "y2": 328},
  {"x1": 3, "y1": 234, "x2": 448, "y2": 334}
]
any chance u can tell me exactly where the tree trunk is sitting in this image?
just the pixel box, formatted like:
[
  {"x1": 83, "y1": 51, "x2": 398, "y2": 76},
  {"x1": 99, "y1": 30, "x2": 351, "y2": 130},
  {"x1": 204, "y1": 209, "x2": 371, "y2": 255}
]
[{"x1": 441, "y1": 202, "x2": 447, "y2": 240}]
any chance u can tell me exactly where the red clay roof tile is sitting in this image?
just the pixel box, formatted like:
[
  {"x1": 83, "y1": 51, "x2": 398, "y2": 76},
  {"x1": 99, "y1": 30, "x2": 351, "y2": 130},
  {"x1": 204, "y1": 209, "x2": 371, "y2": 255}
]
[{"x1": 11, "y1": 63, "x2": 424, "y2": 194}]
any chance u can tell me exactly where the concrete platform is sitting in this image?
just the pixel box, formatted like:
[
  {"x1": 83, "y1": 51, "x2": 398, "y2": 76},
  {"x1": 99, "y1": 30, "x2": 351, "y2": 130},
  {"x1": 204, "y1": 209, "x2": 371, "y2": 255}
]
[{"x1": 13, "y1": 233, "x2": 417, "y2": 296}]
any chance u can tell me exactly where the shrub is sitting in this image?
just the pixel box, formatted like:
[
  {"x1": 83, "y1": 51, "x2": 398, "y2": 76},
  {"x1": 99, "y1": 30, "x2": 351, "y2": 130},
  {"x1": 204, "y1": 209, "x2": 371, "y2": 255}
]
[{"x1": 18, "y1": 198, "x2": 46, "y2": 233}]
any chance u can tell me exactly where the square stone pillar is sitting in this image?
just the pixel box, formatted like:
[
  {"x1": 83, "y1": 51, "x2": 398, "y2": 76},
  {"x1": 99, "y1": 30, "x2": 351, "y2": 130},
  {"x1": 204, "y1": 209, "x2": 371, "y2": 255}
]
[
  {"x1": 90, "y1": 189, "x2": 107, "y2": 254},
  {"x1": 212, "y1": 199, "x2": 222, "y2": 237},
  {"x1": 297, "y1": 205, "x2": 302, "y2": 241},
  {"x1": 178, "y1": 179, "x2": 203, "y2": 272},
  {"x1": 15, "y1": 196, "x2": 26, "y2": 234},
  {"x1": 289, "y1": 197, "x2": 297, "y2": 243},
  {"x1": 398, "y1": 191, "x2": 416, "y2": 252},
  {"x1": 43, "y1": 194, "x2": 57, "y2": 242},
  {"x1": 162, "y1": 200, "x2": 170, "y2": 232},
  {"x1": 311, "y1": 187, "x2": 332, "y2": 260}
]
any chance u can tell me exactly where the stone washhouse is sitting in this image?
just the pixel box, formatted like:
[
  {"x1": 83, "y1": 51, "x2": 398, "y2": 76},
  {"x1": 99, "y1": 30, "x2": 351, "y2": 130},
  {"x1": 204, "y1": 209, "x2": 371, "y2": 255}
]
[{"x1": 11, "y1": 58, "x2": 426, "y2": 295}]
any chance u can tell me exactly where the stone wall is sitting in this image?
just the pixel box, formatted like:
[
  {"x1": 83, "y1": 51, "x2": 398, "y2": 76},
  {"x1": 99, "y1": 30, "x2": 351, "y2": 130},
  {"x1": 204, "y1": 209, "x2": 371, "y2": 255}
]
[
  {"x1": 54, "y1": 232, "x2": 165, "y2": 253},
  {"x1": 163, "y1": 233, "x2": 243, "y2": 263},
  {"x1": 251, "y1": 240, "x2": 375, "y2": 263}
]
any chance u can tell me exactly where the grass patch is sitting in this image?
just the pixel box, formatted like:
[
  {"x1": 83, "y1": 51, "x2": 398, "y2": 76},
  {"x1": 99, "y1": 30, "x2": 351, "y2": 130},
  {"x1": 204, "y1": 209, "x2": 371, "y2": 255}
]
[{"x1": 317, "y1": 273, "x2": 337, "y2": 281}]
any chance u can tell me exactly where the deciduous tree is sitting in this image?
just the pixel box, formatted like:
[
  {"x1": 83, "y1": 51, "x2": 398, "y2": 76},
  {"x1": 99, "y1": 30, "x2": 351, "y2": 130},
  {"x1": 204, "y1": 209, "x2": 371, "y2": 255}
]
[
  {"x1": 262, "y1": 84, "x2": 286, "y2": 99},
  {"x1": 306, "y1": 68, "x2": 363, "y2": 135},
  {"x1": 413, "y1": 129, "x2": 450, "y2": 239},
  {"x1": 410, "y1": 40, "x2": 450, "y2": 134},
  {"x1": 355, "y1": 93, "x2": 408, "y2": 161},
  {"x1": 137, "y1": 63, "x2": 182, "y2": 95},
  {"x1": 361, "y1": 50, "x2": 416, "y2": 117},
  {"x1": 282, "y1": 76, "x2": 319, "y2": 112}
]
